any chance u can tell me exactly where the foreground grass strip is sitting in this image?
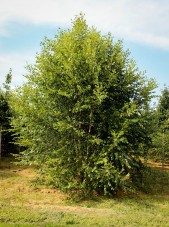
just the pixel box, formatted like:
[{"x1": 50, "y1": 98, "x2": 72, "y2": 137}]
[
  {"x1": 0, "y1": 199, "x2": 169, "y2": 227},
  {"x1": 0, "y1": 159, "x2": 169, "y2": 226}
]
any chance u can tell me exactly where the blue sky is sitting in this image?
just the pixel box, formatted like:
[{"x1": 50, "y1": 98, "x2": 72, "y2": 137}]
[{"x1": 0, "y1": 0, "x2": 169, "y2": 99}]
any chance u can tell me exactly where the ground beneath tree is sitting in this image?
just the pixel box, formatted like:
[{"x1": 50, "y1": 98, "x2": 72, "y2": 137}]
[{"x1": 0, "y1": 158, "x2": 169, "y2": 226}]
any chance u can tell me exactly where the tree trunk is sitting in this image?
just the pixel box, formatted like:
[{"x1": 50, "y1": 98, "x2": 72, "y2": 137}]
[{"x1": 162, "y1": 129, "x2": 165, "y2": 175}]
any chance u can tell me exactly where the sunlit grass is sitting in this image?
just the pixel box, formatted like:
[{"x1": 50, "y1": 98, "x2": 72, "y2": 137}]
[{"x1": 0, "y1": 158, "x2": 169, "y2": 226}]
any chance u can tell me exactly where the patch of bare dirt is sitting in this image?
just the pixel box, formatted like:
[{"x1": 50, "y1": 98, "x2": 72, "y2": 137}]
[{"x1": 147, "y1": 160, "x2": 169, "y2": 171}]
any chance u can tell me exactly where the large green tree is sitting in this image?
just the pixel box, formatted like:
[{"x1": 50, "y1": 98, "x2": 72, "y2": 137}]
[{"x1": 10, "y1": 15, "x2": 157, "y2": 194}]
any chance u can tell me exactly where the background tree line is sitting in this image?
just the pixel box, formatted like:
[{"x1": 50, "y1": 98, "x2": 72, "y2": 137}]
[{"x1": 0, "y1": 69, "x2": 16, "y2": 160}]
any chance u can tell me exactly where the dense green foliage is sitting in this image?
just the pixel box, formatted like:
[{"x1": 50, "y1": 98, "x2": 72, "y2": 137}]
[
  {"x1": 10, "y1": 15, "x2": 157, "y2": 195},
  {"x1": 150, "y1": 87, "x2": 169, "y2": 161},
  {"x1": 158, "y1": 87, "x2": 169, "y2": 123},
  {"x1": 0, "y1": 69, "x2": 14, "y2": 157}
]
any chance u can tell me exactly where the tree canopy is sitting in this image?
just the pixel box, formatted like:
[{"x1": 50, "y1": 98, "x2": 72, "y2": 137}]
[
  {"x1": 10, "y1": 15, "x2": 157, "y2": 195},
  {"x1": 157, "y1": 87, "x2": 169, "y2": 124}
]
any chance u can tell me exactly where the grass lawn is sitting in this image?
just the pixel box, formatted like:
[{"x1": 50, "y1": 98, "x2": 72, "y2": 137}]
[{"x1": 0, "y1": 158, "x2": 169, "y2": 227}]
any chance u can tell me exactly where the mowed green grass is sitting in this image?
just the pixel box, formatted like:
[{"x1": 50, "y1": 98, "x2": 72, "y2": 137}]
[{"x1": 0, "y1": 159, "x2": 169, "y2": 227}]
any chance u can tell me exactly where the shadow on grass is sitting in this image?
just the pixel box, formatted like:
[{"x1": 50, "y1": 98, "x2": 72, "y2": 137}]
[
  {"x1": 0, "y1": 158, "x2": 23, "y2": 179},
  {"x1": 141, "y1": 166, "x2": 169, "y2": 195},
  {"x1": 0, "y1": 170, "x2": 19, "y2": 179}
]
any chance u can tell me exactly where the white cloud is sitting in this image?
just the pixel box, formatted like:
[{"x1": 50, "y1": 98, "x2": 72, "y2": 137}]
[
  {"x1": 0, "y1": 0, "x2": 169, "y2": 49},
  {"x1": 0, "y1": 0, "x2": 169, "y2": 88},
  {"x1": 0, "y1": 52, "x2": 35, "y2": 86}
]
